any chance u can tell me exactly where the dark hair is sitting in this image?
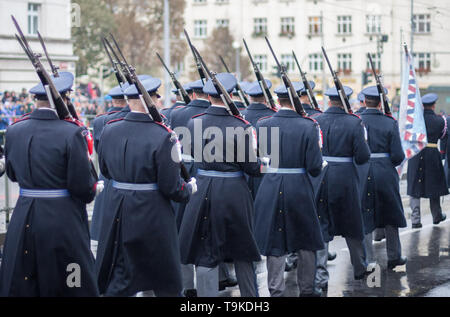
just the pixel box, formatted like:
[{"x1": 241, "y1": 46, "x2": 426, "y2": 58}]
[{"x1": 365, "y1": 97, "x2": 380, "y2": 108}]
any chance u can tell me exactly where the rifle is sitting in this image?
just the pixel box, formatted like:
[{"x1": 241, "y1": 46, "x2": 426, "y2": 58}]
[
  {"x1": 322, "y1": 47, "x2": 353, "y2": 114},
  {"x1": 292, "y1": 51, "x2": 321, "y2": 111},
  {"x1": 156, "y1": 52, "x2": 191, "y2": 105},
  {"x1": 243, "y1": 39, "x2": 277, "y2": 111},
  {"x1": 106, "y1": 35, "x2": 134, "y2": 85},
  {"x1": 367, "y1": 54, "x2": 391, "y2": 115},
  {"x1": 184, "y1": 29, "x2": 208, "y2": 85},
  {"x1": 107, "y1": 34, "x2": 191, "y2": 182},
  {"x1": 192, "y1": 46, "x2": 241, "y2": 117},
  {"x1": 36, "y1": 31, "x2": 80, "y2": 120},
  {"x1": 102, "y1": 37, "x2": 127, "y2": 88},
  {"x1": 219, "y1": 55, "x2": 249, "y2": 107},
  {"x1": 265, "y1": 37, "x2": 305, "y2": 116},
  {"x1": 11, "y1": 15, "x2": 70, "y2": 120}
]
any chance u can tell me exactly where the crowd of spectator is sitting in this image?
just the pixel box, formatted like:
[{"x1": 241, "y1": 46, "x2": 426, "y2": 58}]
[{"x1": 0, "y1": 83, "x2": 114, "y2": 131}]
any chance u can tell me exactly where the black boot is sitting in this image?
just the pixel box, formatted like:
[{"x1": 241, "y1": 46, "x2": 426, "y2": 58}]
[{"x1": 388, "y1": 256, "x2": 407, "y2": 270}]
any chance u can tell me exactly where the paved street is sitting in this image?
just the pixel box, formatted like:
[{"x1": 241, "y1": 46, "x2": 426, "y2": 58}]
[{"x1": 1, "y1": 176, "x2": 450, "y2": 297}]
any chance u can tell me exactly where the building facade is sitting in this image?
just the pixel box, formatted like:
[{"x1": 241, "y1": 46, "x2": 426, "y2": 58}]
[
  {"x1": 184, "y1": 0, "x2": 450, "y2": 111},
  {"x1": 0, "y1": 0, "x2": 77, "y2": 92}
]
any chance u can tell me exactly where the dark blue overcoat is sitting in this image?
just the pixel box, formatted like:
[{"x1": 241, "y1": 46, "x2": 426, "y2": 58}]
[
  {"x1": 0, "y1": 109, "x2": 98, "y2": 296},
  {"x1": 179, "y1": 106, "x2": 262, "y2": 268},
  {"x1": 314, "y1": 107, "x2": 371, "y2": 242},
  {"x1": 95, "y1": 112, "x2": 191, "y2": 296},
  {"x1": 407, "y1": 109, "x2": 448, "y2": 198},
  {"x1": 360, "y1": 109, "x2": 407, "y2": 233},
  {"x1": 254, "y1": 110, "x2": 324, "y2": 256}
]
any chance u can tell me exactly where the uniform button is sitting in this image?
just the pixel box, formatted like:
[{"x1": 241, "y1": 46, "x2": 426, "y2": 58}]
[
  {"x1": 279, "y1": 210, "x2": 283, "y2": 213},
  {"x1": 114, "y1": 241, "x2": 118, "y2": 245},
  {"x1": 205, "y1": 197, "x2": 208, "y2": 201},
  {"x1": 24, "y1": 277, "x2": 28, "y2": 281},
  {"x1": 367, "y1": 209, "x2": 370, "y2": 212},
  {"x1": 320, "y1": 199, "x2": 323, "y2": 202},
  {"x1": 201, "y1": 237, "x2": 205, "y2": 240},
  {"x1": 278, "y1": 228, "x2": 282, "y2": 232},
  {"x1": 24, "y1": 250, "x2": 28, "y2": 255},
  {"x1": 319, "y1": 216, "x2": 321, "y2": 219},
  {"x1": 279, "y1": 192, "x2": 282, "y2": 195},
  {"x1": 116, "y1": 218, "x2": 119, "y2": 222},
  {"x1": 419, "y1": 168, "x2": 423, "y2": 171},
  {"x1": 368, "y1": 177, "x2": 371, "y2": 180},
  {"x1": 26, "y1": 224, "x2": 30, "y2": 228},
  {"x1": 203, "y1": 216, "x2": 208, "y2": 220},
  {"x1": 420, "y1": 157, "x2": 423, "y2": 160},
  {"x1": 368, "y1": 193, "x2": 371, "y2": 196},
  {"x1": 419, "y1": 179, "x2": 422, "y2": 183}
]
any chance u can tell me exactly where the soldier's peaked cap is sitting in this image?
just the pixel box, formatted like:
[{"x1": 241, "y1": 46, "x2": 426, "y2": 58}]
[
  {"x1": 172, "y1": 83, "x2": 193, "y2": 95},
  {"x1": 203, "y1": 73, "x2": 237, "y2": 97},
  {"x1": 357, "y1": 92, "x2": 365, "y2": 102},
  {"x1": 299, "y1": 81, "x2": 316, "y2": 95},
  {"x1": 361, "y1": 86, "x2": 388, "y2": 101},
  {"x1": 190, "y1": 80, "x2": 205, "y2": 92},
  {"x1": 245, "y1": 80, "x2": 272, "y2": 97},
  {"x1": 274, "y1": 82, "x2": 303, "y2": 98},
  {"x1": 108, "y1": 83, "x2": 130, "y2": 99},
  {"x1": 30, "y1": 72, "x2": 74, "y2": 98},
  {"x1": 422, "y1": 93, "x2": 438, "y2": 106},
  {"x1": 325, "y1": 86, "x2": 353, "y2": 99},
  {"x1": 124, "y1": 78, "x2": 162, "y2": 98}
]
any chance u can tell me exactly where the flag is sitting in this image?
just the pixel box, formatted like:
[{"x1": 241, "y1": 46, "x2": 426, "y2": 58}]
[{"x1": 397, "y1": 46, "x2": 428, "y2": 175}]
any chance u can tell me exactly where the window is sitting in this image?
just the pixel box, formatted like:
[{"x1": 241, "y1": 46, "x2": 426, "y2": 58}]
[
  {"x1": 309, "y1": 54, "x2": 323, "y2": 72},
  {"x1": 413, "y1": 14, "x2": 431, "y2": 33},
  {"x1": 27, "y1": 3, "x2": 40, "y2": 35},
  {"x1": 253, "y1": 18, "x2": 267, "y2": 37},
  {"x1": 281, "y1": 54, "x2": 295, "y2": 73},
  {"x1": 193, "y1": 0, "x2": 207, "y2": 3},
  {"x1": 215, "y1": 0, "x2": 229, "y2": 3},
  {"x1": 337, "y1": 53, "x2": 352, "y2": 73},
  {"x1": 194, "y1": 20, "x2": 207, "y2": 38},
  {"x1": 308, "y1": 16, "x2": 322, "y2": 35},
  {"x1": 216, "y1": 19, "x2": 229, "y2": 28},
  {"x1": 366, "y1": 15, "x2": 381, "y2": 34},
  {"x1": 337, "y1": 16, "x2": 352, "y2": 35},
  {"x1": 254, "y1": 54, "x2": 268, "y2": 72},
  {"x1": 413, "y1": 52, "x2": 431, "y2": 72},
  {"x1": 366, "y1": 53, "x2": 381, "y2": 72},
  {"x1": 280, "y1": 17, "x2": 295, "y2": 36}
]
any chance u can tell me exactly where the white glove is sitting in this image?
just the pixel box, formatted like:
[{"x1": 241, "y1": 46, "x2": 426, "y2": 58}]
[
  {"x1": 95, "y1": 180, "x2": 104, "y2": 196},
  {"x1": 188, "y1": 177, "x2": 197, "y2": 195},
  {"x1": 0, "y1": 157, "x2": 5, "y2": 174},
  {"x1": 322, "y1": 160, "x2": 328, "y2": 170},
  {"x1": 261, "y1": 157, "x2": 271, "y2": 166}
]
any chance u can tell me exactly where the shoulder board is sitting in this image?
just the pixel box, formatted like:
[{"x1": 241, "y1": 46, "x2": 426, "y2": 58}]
[
  {"x1": 233, "y1": 115, "x2": 250, "y2": 125},
  {"x1": 269, "y1": 108, "x2": 278, "y2": 113},
  {"x1": 303, "y1": 116, "x2": 318, "y2": 124},
  {"x1": 96, "y1": 110, "x2": 120, "y2": 118},
  {"x1": 174, "y1": 105, "x2": 186, "y2": 110},
  {"x1": 154, "y1": 121, "x2": 173, "y2": 134},
  {"x1": 257, "y1": 116, "x2": 272, "y2": 123},
  {"x1": 192, "y1": 113, "x2": 207, "y2": 119},
  {"x1": 20, "y1": 112, "x2": 31, "y2": 119},
  {"x1": 106, "y1": 118, "x2": 125, "y2": 125},
  {"x1": 63, "y1": 118, "x2": 83, "y2": 128},
  {"x1": 10, "y1": 116, "x2": 31, "y2": 126},
  {"x1": 384, "y1": 114, "x2": 397, "y2": 121},
  {"x1": 350, "y1": 113, "x2": 361, "y2": 119}
]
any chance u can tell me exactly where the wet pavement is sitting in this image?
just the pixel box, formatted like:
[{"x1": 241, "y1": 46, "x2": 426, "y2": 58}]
[{"x1": 1, "y1": 176, "x2": 450, "y2": 297}]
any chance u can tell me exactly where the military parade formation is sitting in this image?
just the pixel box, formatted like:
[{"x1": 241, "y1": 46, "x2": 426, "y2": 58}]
[{"x1": 0, "y1": 15, "x2": 449, "y2": 298}]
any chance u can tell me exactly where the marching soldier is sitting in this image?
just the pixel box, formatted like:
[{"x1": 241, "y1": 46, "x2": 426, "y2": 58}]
[
  {"x1": 355, "y1": 92, "x2": 366, "y2": 115},
  {"x1": 179, "y1": 73, "x2": 262, "y2": 297},
  {"x1": 0, "y1": 74, "x2": 100, "y2": 296},
  {"x1": 314, "y1": 86, "x2": 371, "y2": 292},
  {"x1": 359, "y1": 86, "x2": 407, "y2": 270},
  {"x1": 254, "y1": 84, "x2": 324, "y2": 297},
  {"x1": 241, "y1": 80, "x2": 276, "y2": 199},
  {"x1": 95, "y1": 78, "x2": 197, "y2": 297},
  {"x1": 90, "y1": 84, "x2": 130, "y2": 255},
  {"x1": 299, "y1": 81, "x2": 322, "y2": 117},
  {"x1": 407, "y1": 93, "x2": 448, "y2": 228},
  {"x1": 169, "y1": 79, "x2": 209, "y2": 297}
]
